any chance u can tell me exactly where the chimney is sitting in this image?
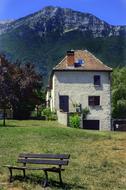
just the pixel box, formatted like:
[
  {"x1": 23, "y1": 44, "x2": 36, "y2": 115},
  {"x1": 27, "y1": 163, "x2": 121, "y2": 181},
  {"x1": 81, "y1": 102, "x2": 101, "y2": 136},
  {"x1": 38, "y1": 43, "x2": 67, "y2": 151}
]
[{"x1": 67, "y1": 50, "x2": 75, "y2": 66}]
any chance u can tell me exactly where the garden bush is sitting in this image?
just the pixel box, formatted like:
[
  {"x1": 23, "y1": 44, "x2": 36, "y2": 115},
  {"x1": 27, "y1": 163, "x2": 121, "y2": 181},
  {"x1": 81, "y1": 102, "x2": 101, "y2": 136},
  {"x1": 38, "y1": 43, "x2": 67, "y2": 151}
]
[
  {"x1": 42, "y1": 108, "x2": 57, "y2": 120},
  {"x1": 69, "y1": 114, "x2": 80, "y2": 128}
]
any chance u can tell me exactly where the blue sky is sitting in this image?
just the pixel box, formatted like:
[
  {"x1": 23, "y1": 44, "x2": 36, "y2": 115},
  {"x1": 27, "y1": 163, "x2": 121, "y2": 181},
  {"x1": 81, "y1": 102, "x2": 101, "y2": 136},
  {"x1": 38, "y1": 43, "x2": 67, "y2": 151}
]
[{"x1": 0, "y1": 0, "x2": 126, "y2": 25}]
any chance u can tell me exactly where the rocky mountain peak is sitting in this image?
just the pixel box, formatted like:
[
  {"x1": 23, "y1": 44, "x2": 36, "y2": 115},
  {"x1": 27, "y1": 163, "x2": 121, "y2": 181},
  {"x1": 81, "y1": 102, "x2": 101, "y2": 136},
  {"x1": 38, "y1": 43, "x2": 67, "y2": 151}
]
[
  {"x1": 42, "y1": 5, "x2": 59, "y2": 12},
  {"x1": 0, "y1": 6, "x2": 125, "y2": 38}
]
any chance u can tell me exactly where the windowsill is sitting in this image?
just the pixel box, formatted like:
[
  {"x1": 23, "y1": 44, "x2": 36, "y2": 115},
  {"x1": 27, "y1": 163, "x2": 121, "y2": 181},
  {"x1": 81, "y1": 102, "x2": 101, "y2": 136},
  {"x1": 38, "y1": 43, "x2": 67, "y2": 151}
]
[
  {"x1": 94, "y1": 84, "x2": 101, "y2": 87},
  {"x1": 89, "y1": 105, "x2": 102, "y2": 108}
]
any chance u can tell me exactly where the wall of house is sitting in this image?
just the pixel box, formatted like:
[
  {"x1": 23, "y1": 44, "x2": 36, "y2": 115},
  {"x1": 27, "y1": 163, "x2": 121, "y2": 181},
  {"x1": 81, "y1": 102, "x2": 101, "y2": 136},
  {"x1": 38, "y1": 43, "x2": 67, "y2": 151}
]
[
  {"x1": 57, "y1": 111, "x2": 68, "y2": 126},
  {"x1": 51, "y1": 71, "x2": 111, "y2": 131},
  {"x1": 46, "y1": 90, "x2": 51, "y2": 108},
  {"x1": 50, "y1": 75, "x2": 55, "y2": 112}
]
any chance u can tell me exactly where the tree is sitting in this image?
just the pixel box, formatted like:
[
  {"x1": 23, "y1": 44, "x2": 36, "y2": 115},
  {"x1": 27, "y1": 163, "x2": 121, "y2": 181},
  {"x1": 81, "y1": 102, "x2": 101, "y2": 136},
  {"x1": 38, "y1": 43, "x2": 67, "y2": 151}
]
[
  {"x1": 112, "y1": 67, "x2": 126, "y2": 118},
  {"x1": 0, "y1": 55, "x2": 16, "y2": 125},
  {"x1": 12, "y1": 63, "x2": 43, "y2": 119},
  {"x1": 0, "y1": 55, "x2": 43, "y2": 123},
  {"x1": 112, "y1": 85, "x2": 126, "y2": 118}
]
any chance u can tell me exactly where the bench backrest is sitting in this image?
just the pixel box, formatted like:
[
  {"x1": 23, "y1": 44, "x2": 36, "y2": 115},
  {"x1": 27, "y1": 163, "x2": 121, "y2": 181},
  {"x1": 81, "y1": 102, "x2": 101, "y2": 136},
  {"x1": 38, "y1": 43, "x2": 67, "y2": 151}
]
[{"x1": 17, "y1": 153, "x2": 70, "y2": 167}]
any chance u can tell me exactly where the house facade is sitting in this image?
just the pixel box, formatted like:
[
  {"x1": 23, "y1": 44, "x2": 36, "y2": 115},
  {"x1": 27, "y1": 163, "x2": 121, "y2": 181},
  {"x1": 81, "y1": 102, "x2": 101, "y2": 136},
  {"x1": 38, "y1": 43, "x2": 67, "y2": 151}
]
[{"x1": 47, "y1": 50, "x2": 112, "y2": 131}]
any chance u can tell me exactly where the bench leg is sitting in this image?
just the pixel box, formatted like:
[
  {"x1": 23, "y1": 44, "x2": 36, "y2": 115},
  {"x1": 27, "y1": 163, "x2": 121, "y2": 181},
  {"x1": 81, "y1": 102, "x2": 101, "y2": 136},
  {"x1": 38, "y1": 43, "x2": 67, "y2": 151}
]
[
  {"x1": 23, "y1": 169, "x2": 26, "y2": 178},
  {"x1": 59, "y1": 170, "x2": 63, "y2": 185},
  {"x1": 43, "y1": 170, "x2": 48, "y2": 187},
  {"x1": 9, "y1": 168, "x2": 13, "y2": 183}
]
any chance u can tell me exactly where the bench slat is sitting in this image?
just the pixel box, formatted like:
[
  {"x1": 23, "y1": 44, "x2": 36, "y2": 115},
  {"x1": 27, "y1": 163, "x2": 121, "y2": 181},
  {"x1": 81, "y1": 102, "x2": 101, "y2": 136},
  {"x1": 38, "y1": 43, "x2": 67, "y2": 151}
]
[
  {"x1": 19, "y1": 153, "x2": 70, "y2": 159},
  {"x1": 17, "y1": 159, "x2": 69, "y2": 165},
  {"x1": 4, "y1": 165, "x2": 26, "y2": 169},
  {"x1": 4, "y1": 165, "x2": 65, "y2": 171}
]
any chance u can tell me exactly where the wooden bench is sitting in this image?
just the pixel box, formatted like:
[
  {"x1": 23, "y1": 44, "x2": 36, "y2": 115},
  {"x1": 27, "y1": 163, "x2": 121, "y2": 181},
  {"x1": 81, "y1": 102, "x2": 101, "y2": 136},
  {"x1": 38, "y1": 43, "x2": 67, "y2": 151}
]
[{"x1": 4, "y1": 153, "x2": 70, "y2": 187}]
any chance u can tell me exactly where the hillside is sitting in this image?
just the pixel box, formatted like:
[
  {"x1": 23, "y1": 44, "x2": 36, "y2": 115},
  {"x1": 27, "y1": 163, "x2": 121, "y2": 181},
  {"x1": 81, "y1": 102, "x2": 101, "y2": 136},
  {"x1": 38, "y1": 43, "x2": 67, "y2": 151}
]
[{"x1": 0, "y1": 6, "x2": 126, "y2": 80}]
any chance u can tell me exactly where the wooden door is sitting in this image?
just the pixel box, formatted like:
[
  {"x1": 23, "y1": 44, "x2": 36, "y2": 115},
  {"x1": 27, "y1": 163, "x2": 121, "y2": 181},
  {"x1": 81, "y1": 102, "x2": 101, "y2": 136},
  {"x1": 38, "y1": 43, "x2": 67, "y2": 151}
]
[{"x1": 59, "y1": 96, "x2": 69, "y2": 112}]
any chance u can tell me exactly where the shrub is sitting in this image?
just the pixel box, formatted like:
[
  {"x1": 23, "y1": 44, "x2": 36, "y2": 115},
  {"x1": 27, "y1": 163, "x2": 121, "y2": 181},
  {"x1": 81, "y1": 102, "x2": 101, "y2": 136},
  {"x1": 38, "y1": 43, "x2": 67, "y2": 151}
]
[
  {"x1": 42, "y1": 108, "x2": 51, "y2": 120},
  {"x1": 48, "y1": 111, "x2": 57, "y2": 120},
  {"x1": 69, "y1": 114, "x2": 80, "y2": 128},
  {"x1": 82, "y1": 107, "x2": 90, "y2": 119},
  {"x1": 42, "y1": 108, "x2": 57, "y2": 120}
]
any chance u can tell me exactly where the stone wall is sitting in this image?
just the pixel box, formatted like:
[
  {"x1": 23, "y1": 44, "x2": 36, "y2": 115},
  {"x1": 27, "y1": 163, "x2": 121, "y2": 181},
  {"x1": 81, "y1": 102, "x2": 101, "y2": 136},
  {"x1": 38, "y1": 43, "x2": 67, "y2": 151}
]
[
  {"x1": 57, "y1": 111, "x2": 68, "y2": 126},
  {"x1": 51, "y1": 71, "x2": 111, "y2": 131}
]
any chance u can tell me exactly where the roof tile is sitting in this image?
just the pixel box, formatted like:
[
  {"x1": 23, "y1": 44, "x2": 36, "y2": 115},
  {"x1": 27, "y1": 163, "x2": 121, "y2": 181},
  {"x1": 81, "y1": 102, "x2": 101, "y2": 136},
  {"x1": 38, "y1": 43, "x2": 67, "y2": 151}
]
[{"x1": 53, "y1": 50, "x2": 112, "y2": 71}]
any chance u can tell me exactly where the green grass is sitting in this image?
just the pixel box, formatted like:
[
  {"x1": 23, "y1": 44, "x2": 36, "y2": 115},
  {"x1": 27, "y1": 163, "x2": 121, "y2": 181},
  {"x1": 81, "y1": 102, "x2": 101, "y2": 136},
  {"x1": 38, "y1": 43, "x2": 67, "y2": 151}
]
[{"x1": 0, "y1": 120, "x2": 126, "y2": 190}]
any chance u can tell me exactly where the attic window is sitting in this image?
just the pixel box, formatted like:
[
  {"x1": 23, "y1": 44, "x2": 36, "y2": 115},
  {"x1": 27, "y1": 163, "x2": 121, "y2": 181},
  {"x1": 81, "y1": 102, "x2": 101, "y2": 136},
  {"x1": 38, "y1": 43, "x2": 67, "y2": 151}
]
[
  {"x1": 74, "y1": 59, "x2": 84, "y2": 67},
  {"x1": 78, "y1": 59, "x2": 84, "y2": 64}
]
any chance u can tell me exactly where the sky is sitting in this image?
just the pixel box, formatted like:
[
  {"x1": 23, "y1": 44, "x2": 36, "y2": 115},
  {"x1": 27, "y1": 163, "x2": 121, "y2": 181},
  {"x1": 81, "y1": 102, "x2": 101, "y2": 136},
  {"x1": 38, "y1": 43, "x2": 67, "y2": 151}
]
[{"x1": 0, "y1": 0, "x2": 126, "y2": 25}]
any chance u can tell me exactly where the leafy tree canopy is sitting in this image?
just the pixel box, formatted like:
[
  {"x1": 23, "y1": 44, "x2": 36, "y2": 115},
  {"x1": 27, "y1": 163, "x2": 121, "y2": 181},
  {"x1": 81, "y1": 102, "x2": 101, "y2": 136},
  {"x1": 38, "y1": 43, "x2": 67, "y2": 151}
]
[
  {"x1": 112, "y1": 67, "x2": 126, "y2": 118},
  {"x1": 0, "y1": 55, "x2": 44, "y2": 121}
]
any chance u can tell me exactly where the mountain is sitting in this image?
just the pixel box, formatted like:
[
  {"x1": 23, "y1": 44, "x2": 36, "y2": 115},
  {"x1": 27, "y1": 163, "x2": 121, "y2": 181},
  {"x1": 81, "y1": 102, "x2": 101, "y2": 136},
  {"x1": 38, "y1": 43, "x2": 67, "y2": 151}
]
[
  {"x1": 0, "y1": 6, "x2": 126, "y2": 81},
  {"x1": 0, "y1": 6, "x2": 125, "y2": 38},
  {"x1": 0, "y1": 20, "x2": 14, "y2": 35}
]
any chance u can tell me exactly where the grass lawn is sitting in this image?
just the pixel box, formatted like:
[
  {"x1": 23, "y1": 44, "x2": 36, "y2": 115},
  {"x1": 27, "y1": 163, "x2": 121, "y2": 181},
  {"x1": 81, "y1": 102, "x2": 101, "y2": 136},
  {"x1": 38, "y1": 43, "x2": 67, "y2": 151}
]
[{"x1": 0, "y1": 120, "x2": 126, "y2": 190}]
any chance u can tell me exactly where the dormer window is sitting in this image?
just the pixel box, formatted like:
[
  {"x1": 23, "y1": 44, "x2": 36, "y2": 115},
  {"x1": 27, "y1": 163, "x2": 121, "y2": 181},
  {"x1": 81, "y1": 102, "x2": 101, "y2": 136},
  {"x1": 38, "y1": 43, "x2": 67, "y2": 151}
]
[
  {"x1": 74, "y1": 59, "x2": 84, "y2": 67},
  {"x1": 94, "y1": 75, "x2": 101, "y2": 86},
  {"x1": 78, "y1": 59, "x2": 84, "y2": 64}
]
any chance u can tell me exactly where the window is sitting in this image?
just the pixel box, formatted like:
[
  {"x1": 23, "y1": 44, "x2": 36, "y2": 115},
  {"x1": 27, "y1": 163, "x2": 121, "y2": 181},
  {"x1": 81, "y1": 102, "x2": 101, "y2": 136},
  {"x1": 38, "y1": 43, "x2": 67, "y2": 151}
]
[
  {"x1": 74, "y1": 59, "x2": 84, "y2": 67},
  {"x1": 83, "y1": 120, "x2": 100, "y2": 130},
  {"x1": 94, "y1": 75, "x2": 101, "y2": 86},
  {"x1": 88, "y1": 96, "x2": 100, "y2": 106},
  {"x1": 78, "y1": 59, "x2": 84, "y2": 64}
]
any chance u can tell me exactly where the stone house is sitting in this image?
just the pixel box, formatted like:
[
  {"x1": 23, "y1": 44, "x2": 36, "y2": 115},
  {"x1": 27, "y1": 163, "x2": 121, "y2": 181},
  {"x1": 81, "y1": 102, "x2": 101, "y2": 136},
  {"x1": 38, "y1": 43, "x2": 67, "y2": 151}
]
[{"x1": 46, "y1": 50, "x2": 112, "y2": 130}]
